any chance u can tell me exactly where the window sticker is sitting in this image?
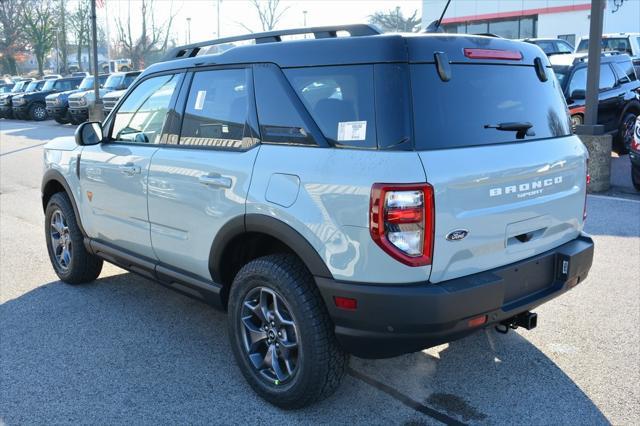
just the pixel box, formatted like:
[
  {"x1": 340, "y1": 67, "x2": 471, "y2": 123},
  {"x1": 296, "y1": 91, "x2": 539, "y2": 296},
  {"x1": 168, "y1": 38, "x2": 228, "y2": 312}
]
[
  {"x1": 337, "y1": 121, "x2": 367, "y2": 141},
  {"x1": 194, "y1": 90, "x2": 207, "y2": 110}
]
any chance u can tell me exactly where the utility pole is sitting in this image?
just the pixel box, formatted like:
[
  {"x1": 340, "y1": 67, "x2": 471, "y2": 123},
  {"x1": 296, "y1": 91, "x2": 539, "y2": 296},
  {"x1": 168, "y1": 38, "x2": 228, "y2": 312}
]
[
  {"x1": 217, "y1": 0, "x2": 222, "y2": 38},
  {"x1": 60, "y1": 0, "x2": 67, "y2": 74},
  {"x1": 55, "y1": 30, "x2": 60, "y2": 74},
  {"x1": 583, "y1": 0, "x2": 605, "y2": 129},
  {"x1": 89, "y1": 0, "x2": 103, "y2": 121}
]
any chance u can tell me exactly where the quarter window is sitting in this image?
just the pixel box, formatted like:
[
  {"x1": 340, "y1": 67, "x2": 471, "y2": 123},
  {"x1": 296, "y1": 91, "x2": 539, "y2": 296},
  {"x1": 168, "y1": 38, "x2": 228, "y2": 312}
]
[
  {"x1": 179, "y1": 68, "x2": 252, "y2": 149},
  {"x1": 110, "y1": 73, "x2": 181, "y2": 144}
]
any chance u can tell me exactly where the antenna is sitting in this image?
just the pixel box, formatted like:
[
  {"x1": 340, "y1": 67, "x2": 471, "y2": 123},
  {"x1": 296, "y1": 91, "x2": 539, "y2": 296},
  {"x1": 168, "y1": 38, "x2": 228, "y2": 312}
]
[{"x1": 425, "y1": 0, "x2": 453, "y2": 33}]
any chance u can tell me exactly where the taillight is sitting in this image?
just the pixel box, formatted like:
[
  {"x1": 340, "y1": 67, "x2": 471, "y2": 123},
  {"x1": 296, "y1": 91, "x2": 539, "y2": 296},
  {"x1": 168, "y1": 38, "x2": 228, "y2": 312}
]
[
  {"x1": 370, "y1": 183, "x2": 434, "y2": 267},
  {"x1": 463, "y1": 48, "x2": 522, "y2": 60}
]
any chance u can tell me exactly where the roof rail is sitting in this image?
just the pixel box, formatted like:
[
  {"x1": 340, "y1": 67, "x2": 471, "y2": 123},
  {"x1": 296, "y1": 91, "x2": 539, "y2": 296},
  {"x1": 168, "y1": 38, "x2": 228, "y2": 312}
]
[{"x1": 162, "y1": 24, "x2": 382, "y2": 62}]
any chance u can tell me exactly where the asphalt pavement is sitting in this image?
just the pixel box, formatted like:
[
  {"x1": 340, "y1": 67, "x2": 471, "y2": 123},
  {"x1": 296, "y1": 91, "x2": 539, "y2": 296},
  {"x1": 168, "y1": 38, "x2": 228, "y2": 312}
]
[{"x1": 1, "y1": 119, "x2": 639, "y2": 425}]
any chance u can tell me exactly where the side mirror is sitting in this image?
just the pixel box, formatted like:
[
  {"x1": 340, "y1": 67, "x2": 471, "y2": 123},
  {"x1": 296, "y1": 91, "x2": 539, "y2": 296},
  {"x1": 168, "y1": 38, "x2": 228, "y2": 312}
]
[
  {"x1": 75, "y1": 121, "x2": 103, "y2": 146},
  {"x1": 570, "y1": 89, "x2": 586, "y2": 100}
]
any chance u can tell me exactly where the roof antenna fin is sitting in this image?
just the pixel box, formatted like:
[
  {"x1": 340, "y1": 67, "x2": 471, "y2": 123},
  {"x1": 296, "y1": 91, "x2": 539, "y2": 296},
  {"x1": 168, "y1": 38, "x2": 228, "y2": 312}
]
[{"x1": 425, "y1": 0, "x2": 452, "y2": 33}]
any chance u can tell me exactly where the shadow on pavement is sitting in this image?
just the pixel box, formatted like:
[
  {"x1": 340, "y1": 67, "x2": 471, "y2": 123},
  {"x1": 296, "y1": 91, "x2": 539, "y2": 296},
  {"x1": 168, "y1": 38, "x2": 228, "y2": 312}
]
[
  {"x1": 0, "y1": 272, "x2": 608, "y2": 424},
  {"x1": 0, "y1": 119, "x2": 75, "y2": 142}
]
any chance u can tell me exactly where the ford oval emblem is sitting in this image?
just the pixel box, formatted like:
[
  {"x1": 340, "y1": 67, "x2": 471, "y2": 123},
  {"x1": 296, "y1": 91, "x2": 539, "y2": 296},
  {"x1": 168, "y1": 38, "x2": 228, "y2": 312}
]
[{"x1": 446, "y1": 229, "x2": 469, "y2": 241}]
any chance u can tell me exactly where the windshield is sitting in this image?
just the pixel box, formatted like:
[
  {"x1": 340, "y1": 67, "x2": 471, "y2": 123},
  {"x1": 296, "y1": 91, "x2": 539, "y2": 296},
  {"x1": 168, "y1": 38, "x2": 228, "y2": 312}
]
[
  {"x1": 577, "y1": 37, "x2": 632, "y2": 55},
  {"x1": 11, "y1": 82, "x2": 26, "y2": 92},
  {"x1": 78, "y1": 76, "x2": 94, "y2": 90},
  {"x1": 104, "y1": 75, "x2": 123, "y2": 90},
  {"x1": 42, "y1": 80, "x2": 56, "y2": 91},
  {"x1": 0, "y1": 85, "x2": 12, "y2": 93},
  {"x1": 25, "y1": 81, "x2": 40, "y2": 92}
]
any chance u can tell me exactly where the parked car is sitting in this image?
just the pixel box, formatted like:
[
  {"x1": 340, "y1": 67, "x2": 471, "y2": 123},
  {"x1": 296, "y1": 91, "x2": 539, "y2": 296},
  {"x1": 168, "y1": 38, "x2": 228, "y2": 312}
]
[
  {"x1": 522, "y1": 38, "x2": 574, "y2": 56},
  {"x1": 550, "y1": 52, "x2": 640, "y2": 153},
  {"x1": 12, "y1": 76, "x2": 84, "y2": 121},
  {"x1": 630, "y1": 116, "x2": 640, "y2": 190},
  {"x1": 108, "y1": 58, "x2": 133, "y2": 73},
  {"x1": 1, "y1": 79, "x2": 43, "y2": 119},
  {"x1": 101, "y1": 88, "x2": 126, "y2": 115},
  {"x1": 0, "y1": 83, "x2": 15, "y2": 94},
  {"x1": 576, "y1": 33, "x2": 640, "y2": 76},
  {"x1": 46, "y1": 74, "x2": 110, "y2": 124},
  {"x1": 42, "y1": 26, "x2": 594, "y2": 408},
  {"x1": 68, "y1": 70, "x2": 140, "y2": 123}
]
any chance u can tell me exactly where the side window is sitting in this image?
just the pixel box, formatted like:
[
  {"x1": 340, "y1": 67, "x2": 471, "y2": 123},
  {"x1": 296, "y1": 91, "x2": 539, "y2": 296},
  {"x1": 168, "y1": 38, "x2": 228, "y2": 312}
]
[
  {"x1": 556, "y1": 41, "x2": 573, "y2": 53},
  {"x1": 179, "y1": 68, "x2": 251, "y2": 149},
  {"x1": 254, "y1": 64, "x2": 318, "y2": 146},
  {"x1": 599, "y1": 64, "x2": 616, "y2": 90},
  {"x1": 110, "y1": 73, "x2": 181, "y2": 144},
  {"x1": 536, "y1": 41, "x2": 555, "y2": 54},
  {"x1": 285, "y1": 65, "x2": 376, "y2": 149}
]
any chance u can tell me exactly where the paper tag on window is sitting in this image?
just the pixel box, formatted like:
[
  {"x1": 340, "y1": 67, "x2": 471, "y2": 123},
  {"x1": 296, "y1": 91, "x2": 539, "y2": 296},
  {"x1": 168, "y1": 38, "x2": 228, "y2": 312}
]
[
  {"x1": 194, "y1": 90, "x2": 206, "y2": 110},
  {"x1": 337, "y1": 121, "x2": 367, "y2": 141}
]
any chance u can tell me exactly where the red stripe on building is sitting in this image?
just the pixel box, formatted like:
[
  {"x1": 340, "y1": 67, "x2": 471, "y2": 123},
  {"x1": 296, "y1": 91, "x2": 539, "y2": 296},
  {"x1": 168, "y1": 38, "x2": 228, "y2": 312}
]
[{"x1": 441, "y1": 3, "x2": 591, "y2": 25}]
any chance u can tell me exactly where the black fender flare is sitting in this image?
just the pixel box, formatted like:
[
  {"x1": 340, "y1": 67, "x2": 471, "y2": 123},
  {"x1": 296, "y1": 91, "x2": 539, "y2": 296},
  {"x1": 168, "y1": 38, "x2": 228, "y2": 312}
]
[
  {"x1": 208, "y1": 214, "x2": 333, "y2": 283},
  {"x1": 41, "y1": 168, "x2": 87, "y2": 237}
]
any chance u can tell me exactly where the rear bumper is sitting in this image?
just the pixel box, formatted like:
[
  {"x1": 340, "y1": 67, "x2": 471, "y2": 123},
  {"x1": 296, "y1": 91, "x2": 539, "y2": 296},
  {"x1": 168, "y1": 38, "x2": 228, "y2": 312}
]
[{"x1": 316, "y1": 234, "x2": 594, "y2": 358}]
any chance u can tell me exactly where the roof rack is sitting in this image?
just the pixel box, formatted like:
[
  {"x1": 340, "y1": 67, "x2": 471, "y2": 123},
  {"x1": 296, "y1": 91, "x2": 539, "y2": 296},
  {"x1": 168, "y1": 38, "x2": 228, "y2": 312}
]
[{"x1": 162, "y1": 24, "x2": 382, "y2": 62}]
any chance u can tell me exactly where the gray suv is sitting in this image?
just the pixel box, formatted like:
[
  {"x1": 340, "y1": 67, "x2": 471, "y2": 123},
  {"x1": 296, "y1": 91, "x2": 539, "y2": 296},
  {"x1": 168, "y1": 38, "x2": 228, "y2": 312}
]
[{"x1": 41, "y1": 25, "x2": 594, "y2": 408}]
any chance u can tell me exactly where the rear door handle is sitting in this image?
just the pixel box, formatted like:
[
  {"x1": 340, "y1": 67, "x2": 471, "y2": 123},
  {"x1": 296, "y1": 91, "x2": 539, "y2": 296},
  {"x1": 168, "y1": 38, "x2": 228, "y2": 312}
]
[
  {"x1": 198, "y1": 174, "x2": 232, "y2": 188},
  {"x1": 119, "y1": 163, "x2": 141, "y2": 176}
]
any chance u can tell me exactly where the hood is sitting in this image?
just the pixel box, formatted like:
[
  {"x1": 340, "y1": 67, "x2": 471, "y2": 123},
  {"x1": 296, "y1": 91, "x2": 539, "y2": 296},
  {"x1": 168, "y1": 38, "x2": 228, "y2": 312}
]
[
  {"x1": 103, "y1": 89, "x2": 127, "y2": 100},
  {"x1": 69, "y1": 90, "x2": 93, "y2": 100},
  {"x1": 44, "y1": 136, "x2": 78, "y2": 152},
  {"x1": 24, "y1": 89, "x2": 55, "y2": 98}
]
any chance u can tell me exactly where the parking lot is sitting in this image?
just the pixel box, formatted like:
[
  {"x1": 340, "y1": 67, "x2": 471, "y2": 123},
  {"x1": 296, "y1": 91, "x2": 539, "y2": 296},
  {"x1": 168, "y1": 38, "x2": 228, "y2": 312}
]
[{"x1": 1, "y1": 119, "x2": 639, "y2": 424}]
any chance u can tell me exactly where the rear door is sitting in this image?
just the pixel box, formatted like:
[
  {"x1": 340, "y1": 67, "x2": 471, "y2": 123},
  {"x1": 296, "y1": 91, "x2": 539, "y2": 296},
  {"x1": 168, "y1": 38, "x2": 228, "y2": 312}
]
[
  {"x1": 147, "y1": 67, "x2": 260, "y2": 280},
  {"x1": 410, "y1": 57, "x2": 587, "y2": 283}
]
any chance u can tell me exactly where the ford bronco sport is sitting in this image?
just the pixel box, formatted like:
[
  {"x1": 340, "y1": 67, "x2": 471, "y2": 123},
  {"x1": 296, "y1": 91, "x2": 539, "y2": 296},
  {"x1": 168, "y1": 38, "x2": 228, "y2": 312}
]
[{"x1": 42, "y1": 25, "x2": 594, "y2": 408}]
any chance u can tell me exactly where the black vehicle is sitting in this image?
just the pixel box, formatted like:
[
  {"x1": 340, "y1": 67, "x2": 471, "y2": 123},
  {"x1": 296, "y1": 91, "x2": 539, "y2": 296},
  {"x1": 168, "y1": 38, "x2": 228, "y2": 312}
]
[
  {"x1": 551, "y1": 53, "x2": 640, "y2": 153},
  {"x1": 0, "y1": 79, "x2": 39, "y2": 119},
  {"x1": 630, "y1": 116, "x2": 640, "y2": 190},
  {"x1": 46, "y1": 74, "x2": 109, "y2": 124},
  {"x1": 12, "y1": 76, "x2": 84, "y2": 121},
  {"x1": 522, "y1": 38, "x2": 574, "y2": 56}
]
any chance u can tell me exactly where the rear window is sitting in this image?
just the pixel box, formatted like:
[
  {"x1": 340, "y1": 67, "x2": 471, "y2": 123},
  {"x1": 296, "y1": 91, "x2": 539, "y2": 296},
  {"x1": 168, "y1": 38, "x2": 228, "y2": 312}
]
[
  {"x1": 411, "y1": 64, "x2": 571, "y2": 150},
  {"x1": 577, "y1": 37, "x2": 632, "y2": 55}
]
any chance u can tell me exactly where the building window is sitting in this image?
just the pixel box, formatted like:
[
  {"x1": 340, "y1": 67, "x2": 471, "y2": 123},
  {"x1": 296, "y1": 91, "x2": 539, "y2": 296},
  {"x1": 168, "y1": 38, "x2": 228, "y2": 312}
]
[
  {"x1": 443, "y1": 15, "x2": 538, "y2": 39},
  {"x1": 558, "y1": 34, "x2": 576, "y2": 47}
]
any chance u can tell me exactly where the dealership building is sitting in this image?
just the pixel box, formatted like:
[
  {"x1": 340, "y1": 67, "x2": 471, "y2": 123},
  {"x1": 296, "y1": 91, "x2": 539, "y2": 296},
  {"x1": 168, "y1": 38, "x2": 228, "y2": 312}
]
[{"x1": 422, "y1": 0, "x2": 640, "y2": 47}]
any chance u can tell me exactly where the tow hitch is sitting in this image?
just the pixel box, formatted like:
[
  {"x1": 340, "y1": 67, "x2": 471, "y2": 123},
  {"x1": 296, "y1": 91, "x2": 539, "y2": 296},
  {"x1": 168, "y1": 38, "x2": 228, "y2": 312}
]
[{"x1": 495, "y1": 311, "x2": 538, "y2": 334}]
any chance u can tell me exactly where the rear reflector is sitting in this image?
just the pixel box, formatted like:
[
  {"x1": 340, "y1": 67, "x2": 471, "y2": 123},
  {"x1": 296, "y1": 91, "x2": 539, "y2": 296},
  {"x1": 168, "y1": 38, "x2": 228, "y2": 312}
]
[
  {"x1": 334, "y1": 296, "x2": 357, "y2": 310},
  {"x1": 464, "y1": 48, "x2": 523, "y2": 60},
  {"x1": 468, "y1": 315, "x2": 488, "y2": 328}
]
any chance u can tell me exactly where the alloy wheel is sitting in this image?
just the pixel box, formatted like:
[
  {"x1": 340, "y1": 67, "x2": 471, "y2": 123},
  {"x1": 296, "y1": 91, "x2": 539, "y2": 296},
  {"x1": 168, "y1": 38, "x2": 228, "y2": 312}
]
[
  {"x1": 50, "y1": 209, "x2": 72, "y2": 271},
  {"x1": 33, "y1": 105, "x2": 47, "y2": 120},
  {"x1": 623, "y1": 115, "x2": 635, "y2": 146},
  {"x1": 240, "y1": 286, "x2": 300, "y2": 385}
]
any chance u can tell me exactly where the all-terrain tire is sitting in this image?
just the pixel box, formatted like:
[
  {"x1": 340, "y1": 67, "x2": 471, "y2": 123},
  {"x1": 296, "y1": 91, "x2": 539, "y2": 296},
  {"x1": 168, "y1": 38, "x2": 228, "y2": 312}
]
[
  {"x1": 29, "y1": 102, "x2": 48, "y2": 121},
  {"x1": 45, "y1": 192, "x2": 103, "y2": 284},
  {"x1": 227, "y1": 254, "x2": 348, "y2": 409}
]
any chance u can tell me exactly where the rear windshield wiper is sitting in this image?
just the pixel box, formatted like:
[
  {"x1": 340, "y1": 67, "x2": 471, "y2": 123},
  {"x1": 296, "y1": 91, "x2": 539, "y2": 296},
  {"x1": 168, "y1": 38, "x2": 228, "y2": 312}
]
[{"x1": 484, "y1": 121, "x2": 534, "y2": 139}]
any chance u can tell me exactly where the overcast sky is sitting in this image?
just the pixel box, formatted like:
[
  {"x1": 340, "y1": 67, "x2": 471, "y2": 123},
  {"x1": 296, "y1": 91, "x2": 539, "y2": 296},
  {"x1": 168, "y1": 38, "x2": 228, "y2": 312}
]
[{"x1": 99, "y1": 0, "x2": 424, "y2": 46}]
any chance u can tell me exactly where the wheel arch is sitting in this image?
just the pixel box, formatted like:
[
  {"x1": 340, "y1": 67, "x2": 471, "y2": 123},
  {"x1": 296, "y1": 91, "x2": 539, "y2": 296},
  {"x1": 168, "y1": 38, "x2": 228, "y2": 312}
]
[
  {"x1": 620, "y1": 99, "x2": 640, "y2": 124},
  {"x1": 41, "y1": 169, "x2": 87, "y2": 237},
  {"x1": 209, "y1": 214, "x2": 333, "y2": 304}
]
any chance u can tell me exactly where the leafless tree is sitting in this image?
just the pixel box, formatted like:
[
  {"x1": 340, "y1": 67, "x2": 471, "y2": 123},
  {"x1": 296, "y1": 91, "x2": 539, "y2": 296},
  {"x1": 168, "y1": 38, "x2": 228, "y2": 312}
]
[
  {"x1": 0, "y1": 0, "x2": 27, "y2": 75},
  {"x1": 21, "y1": 0, "x2": 57, "y2": 76},
  {"x1": 239, "y1": 0, "x2": 289, "y2": 33},
  {"x1": 115, "y1": 0, "x2": 178, "y2": 69},
  {"x1": 369, "y1": 8, "x2": 421, "y2": 33},
  {"x1": 69, "y1": 0, "x2": 90, "y2": 71}
]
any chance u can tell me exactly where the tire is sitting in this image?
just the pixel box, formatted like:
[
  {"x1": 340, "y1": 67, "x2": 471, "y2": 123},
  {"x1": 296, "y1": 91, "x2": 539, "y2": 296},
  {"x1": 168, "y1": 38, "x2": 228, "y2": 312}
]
[
  {"x1": 54, "y1": 116, "x2": 70, "y2": 125},
  {"x1": 45, "y1": 192, "x2": 103, "y2": 284},
  {"x1": 29, "y1": 103, "x2": 48, "y2": 121},
  {"x1": 227, "y1": 254, "x2": 348, "y2": 409},
  {"x1": 632, "y1": 164, "x2": 640, "y2": 191},
  {"x1": 616, "y1": 112, "x2": 637, "y2": 155},
  {"x1": 120, "y1": 66, "x2": 130, "y2": 72}
]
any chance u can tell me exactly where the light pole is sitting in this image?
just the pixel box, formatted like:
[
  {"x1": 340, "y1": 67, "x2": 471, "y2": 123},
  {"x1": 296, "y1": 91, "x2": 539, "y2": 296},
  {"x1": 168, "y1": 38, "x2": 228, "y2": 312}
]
[
  {"x1": 55, "y1": 30, "x2": 60, "y2": 74},
  {"x1": 186, "y1": 17, "x2": 192, "y2": 44},
  {"x1": 217, "y1": 0, "x2": 222, "y2": 38},
  {"x1": 303, "y1": 10, "x2": 307, "y2": 27}
]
